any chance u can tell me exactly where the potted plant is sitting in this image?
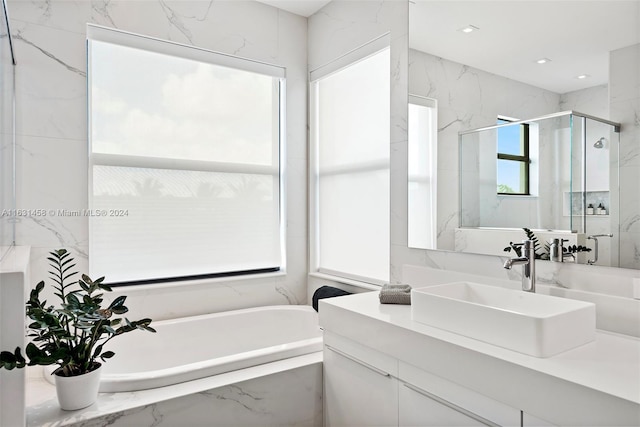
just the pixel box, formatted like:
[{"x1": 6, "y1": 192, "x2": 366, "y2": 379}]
[{"x1": 0, "y1": 249, "x2": 155, "y2": 410}]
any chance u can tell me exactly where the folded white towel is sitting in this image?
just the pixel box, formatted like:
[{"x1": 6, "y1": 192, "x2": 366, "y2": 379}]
[{"x1": 379, "y1": 284, "x2": 412, "y2": 305}]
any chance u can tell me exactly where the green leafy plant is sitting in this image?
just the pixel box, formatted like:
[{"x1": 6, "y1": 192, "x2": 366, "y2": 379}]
[
  {"x1": 522, "y1": 227, "x2": 549, "y2": 260},
  {"x1": 503, "y1": 228, "x2": 591, "y2": 260},
  {"x1": 0, "y1": 249, "x2": 155, "y2": 377}
]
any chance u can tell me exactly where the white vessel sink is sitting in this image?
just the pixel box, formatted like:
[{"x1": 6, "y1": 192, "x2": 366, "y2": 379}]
[{"x1": 411, "y1": 281, "x2": 596, "y2": 357}]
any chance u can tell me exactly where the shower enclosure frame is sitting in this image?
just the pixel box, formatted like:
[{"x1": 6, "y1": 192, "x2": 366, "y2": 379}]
[{"x1": 458, "y1": 110, "x2": 621, "y2": 265}]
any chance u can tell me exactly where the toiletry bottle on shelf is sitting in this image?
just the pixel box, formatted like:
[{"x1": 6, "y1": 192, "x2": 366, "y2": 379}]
[
  {"x1": 597, "y1": 203, "x2": 605, "y2": 215},
  {"x1": 587, "y1": 204, "x2": 594, "y2": 215}
]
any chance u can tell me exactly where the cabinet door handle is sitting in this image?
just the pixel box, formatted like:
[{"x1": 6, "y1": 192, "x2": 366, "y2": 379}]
[
  {"x1": 403, "y1": 383, "x2": 500, "y2": 427},
  {"x1": 325, "y1": 345, "x2": 391, "y2": 378}
]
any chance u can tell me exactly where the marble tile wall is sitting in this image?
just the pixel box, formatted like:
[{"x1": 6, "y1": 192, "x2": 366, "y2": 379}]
[
  {"x1": 560, "y1": 84, "x2": 609, "y2": 117},
  {"x1": 6, "y1": 0, "x2": 308, "y2": 319},
  {"x1": 408, "y1": 48, "x2": 561, "y2": 253},
  {"x1": 610, "y1": 44, "x2": 640, "y2": 269}
]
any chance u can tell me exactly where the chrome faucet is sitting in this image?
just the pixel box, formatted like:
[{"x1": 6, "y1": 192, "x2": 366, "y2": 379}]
[
  {"x1": 503, "y1": 240, "x2": 536, "y2": 292},
  {"x1": 549, "y1": 238, "x2": 574, "y2": 263}
]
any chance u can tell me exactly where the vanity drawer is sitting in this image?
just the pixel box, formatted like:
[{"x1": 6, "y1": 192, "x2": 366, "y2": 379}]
[{"x1": 399, "y1": 361, "x2": 521, "y2": 427}]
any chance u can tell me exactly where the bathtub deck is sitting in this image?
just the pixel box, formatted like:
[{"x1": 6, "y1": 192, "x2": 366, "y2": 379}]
[{"x1": 27, "y1": 352, "x2": 322, "y2": 427}]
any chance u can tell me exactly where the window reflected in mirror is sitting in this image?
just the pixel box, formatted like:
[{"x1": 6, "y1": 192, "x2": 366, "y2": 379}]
[
  {"x1": 496, "y1": 118, "x2": 530, "y2": 196},
  {"x1": 408, "y1": 95, "x2": 437, "y2": 250}
]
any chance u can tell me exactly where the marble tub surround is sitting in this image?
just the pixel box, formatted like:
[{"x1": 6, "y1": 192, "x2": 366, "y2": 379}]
[
  {"x1": 319, "y1": 292, "x2": 640, "y2": 426},
  {"x1": 26, "y1": 353, "x2": 322, "y2": 427}
]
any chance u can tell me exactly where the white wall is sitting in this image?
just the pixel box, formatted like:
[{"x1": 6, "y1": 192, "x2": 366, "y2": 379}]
[{"x1": 8, "y1": 0, "x2": 308, "y2": 320}]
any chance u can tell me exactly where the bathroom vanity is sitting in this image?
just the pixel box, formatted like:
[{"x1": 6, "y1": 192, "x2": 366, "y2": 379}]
[{"x1": 319, "y1": 291, "x2": 640, "y2": 426}]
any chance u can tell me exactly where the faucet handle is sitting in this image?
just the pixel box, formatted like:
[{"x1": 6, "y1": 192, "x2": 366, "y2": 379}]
[
  {"x1": 511, "y1": 239, "x2": 533, "y2": 248},
  {"x1": 506, "y1": 240, "x2": 533, "y2": 258}
]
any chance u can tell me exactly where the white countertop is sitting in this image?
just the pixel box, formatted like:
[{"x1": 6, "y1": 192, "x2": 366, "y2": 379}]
[{"x1": 319, "y1": 292, "x2": 640, "y2": 423}]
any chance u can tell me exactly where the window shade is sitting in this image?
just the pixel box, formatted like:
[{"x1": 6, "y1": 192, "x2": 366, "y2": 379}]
[
  {"x1": 88, "y1": 27, "x2": 283, "y2": 283},
  {"x1": 312, "y1": 46, "x2": 390, "y2": 284}
]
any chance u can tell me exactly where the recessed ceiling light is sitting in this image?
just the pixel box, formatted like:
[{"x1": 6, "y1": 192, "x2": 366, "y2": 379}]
[
  {"x1": 536, "y1": 58, "x2": 551, "y2": 64},
  {"x1": 459, "y1": 25, "x2": 479, "y2": 33},
  {"x1": 576, "y1": 74, "x2": 591, "y2": 80}
]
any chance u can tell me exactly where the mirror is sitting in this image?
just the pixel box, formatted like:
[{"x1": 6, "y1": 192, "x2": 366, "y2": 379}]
[
  {"x1": 408, "y1": 0, "x2": 640, "y2": 269},
  {"x1": 458, "y1": 112, "x2": 620, "y2": 266}
]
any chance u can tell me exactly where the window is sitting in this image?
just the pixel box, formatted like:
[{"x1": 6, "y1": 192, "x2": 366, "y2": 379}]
[
  {"x1": 497, "y1": 117, "x2": 530, "y2": 195},
  {"x1": 408, "y1": 95, "x2": 437, "y2": 250},
  {"x1": 88, "y1": 25, "x2": 285, "y2": 284},
  {"x1": 310, "y1": 38, "x2": 390, "y2": 284}
]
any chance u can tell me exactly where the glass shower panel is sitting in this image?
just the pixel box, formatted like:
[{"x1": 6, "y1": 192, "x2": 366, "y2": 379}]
[
  {"x1": 0, "y1": 0, "x2": 15, "y2": 259},
  {"x1": 552, "y1": 114, "x2": 582, "y2": 232},
  {"x1": 583, "y1": 116, "x2": 619, "y2": 267},
  {"x1": 460, "y1": 114, "x2": 574, "y2": 231},
  {"x1": 459, "y1": 128, "x2": 488, "y2": 228}
]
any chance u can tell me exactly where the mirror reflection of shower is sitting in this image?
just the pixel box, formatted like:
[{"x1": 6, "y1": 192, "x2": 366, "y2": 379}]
[{"x1": 456, "y1": 110, "x2": 622, "y2": 267}]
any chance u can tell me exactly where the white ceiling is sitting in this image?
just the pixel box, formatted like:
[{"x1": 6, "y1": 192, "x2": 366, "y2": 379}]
[
  {"x1": 410, "y1": 0, "x2": 640, "y2": 94},
  {"x1": 258, "y1": 0, "x2": 639, "y2": 94},
  {"x1": 257, "y1": 0, "x2": 330, "y2": 17}
]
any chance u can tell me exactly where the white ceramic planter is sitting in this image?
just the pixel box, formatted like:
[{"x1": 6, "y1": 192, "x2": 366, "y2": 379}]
[{"x1": 54, "y1": 364, "x2": 102, "y2": 411}]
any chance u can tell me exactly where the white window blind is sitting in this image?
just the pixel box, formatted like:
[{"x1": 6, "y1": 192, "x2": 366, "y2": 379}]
[
  {"x1": 88, "y1": 25, "x2": 284, "y2": 283},
  {"x1": 310, "y1": 44, "x2": 390, "y2": 284}
]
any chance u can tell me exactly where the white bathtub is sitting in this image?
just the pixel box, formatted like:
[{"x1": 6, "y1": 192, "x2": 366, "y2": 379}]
[{"x1": 44, "y1": 305, "x2": 322, "y2": 392}]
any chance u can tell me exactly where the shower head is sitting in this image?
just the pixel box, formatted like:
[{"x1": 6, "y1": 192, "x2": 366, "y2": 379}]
[{"x1": 593, "y1": 137, "x2": 605, "y2": 149}]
